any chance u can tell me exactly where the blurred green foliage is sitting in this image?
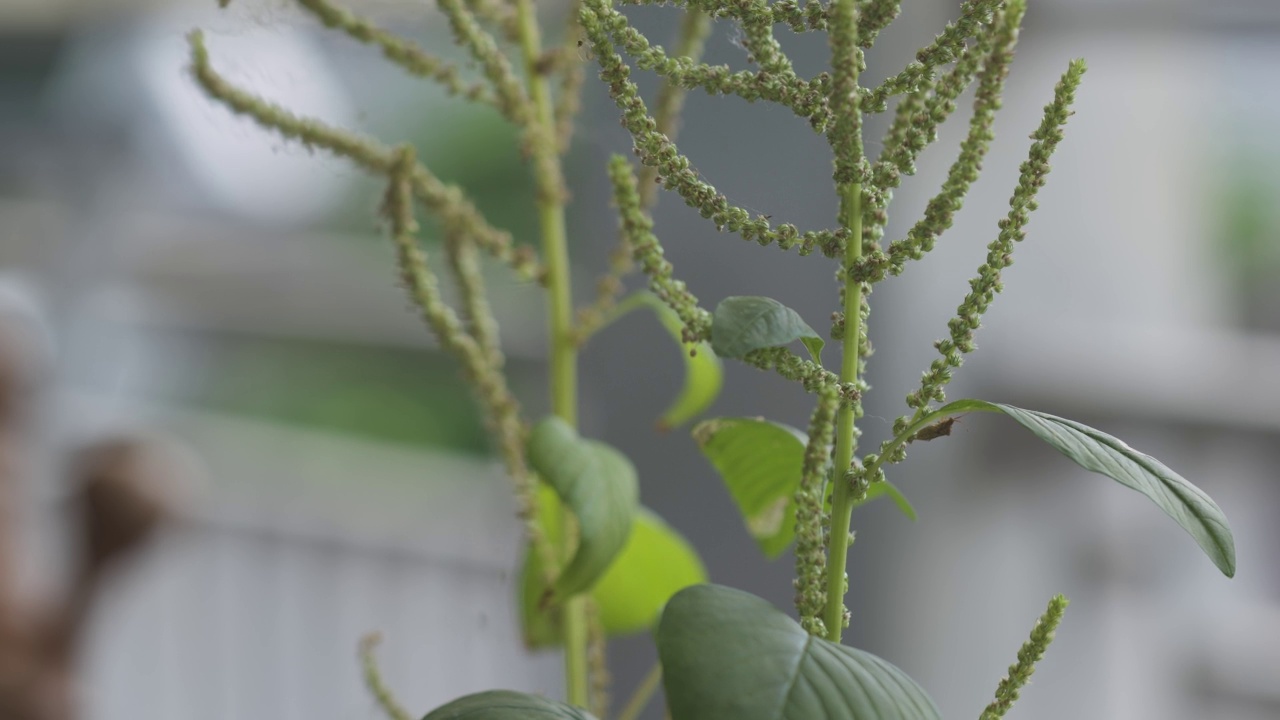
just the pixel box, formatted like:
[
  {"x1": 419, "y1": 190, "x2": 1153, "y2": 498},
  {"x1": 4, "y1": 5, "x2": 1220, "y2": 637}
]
[{"x1": 183, "y1": 334, "x2": 492, "y2": 454}]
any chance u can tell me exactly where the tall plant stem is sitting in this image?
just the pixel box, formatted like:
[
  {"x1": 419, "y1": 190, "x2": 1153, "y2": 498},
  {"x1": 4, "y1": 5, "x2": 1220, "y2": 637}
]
[
  {"x1": 823, "y1": 181, "x2": 863, "y2": 641},
  {"x1": 513, "y1": 0, "x2": 587, "y2": 706}
]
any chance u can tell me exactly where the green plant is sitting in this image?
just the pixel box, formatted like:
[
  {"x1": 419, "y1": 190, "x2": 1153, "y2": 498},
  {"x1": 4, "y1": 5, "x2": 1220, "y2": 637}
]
[{"x1": 188, "y1": 0, "x2": 1237, "y2": 717}]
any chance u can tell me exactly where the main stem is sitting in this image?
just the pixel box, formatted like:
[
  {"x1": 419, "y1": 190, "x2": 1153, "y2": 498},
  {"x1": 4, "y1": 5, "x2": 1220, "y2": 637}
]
[
  {"x1": 823, "y1": 182, "x2": 863, "y2": 641},
  {"x1": 513, "y1": 0, "x2": 587, "y2": 706}
]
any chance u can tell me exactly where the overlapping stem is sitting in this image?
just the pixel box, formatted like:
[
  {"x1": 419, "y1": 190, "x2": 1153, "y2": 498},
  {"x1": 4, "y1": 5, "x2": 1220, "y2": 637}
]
[
  {"x1": 575, "y1": 9, "x2": 712, "y2": 342},
  {"x1": 605, "y1": 155, "x2": 713, "y2": 340},
  {"x1": 295, "y1": 0, "x2": 494, "y2": 103},
  {"x1": 794, "y1": 386, "x2": 839, "y2": 636},
  {"x1": 590, "y1": 1, "x2": 831, "y2": 129},
  {"x1": 742, "y1": 348, "x2": 860, "y2": 402},
  {"x1": 580, "y1": 0, "x2": 847, "y2": 257},
  {"x1": 509, "y1": 0, "x2": 589, "y2": 704},
  {"x1": 378, "y1": 146, "x2": 553, "y2": 581},
  {"x1": 855, "y1": 0, "x2": 1025, "y2": 283},
  {"x1": 888, "y1": 59, "x2": 1086, "y2": 451},
  {"x1": 821, "y1": 0, "x2": 866, "y2": 643},
  {"x1": 186, "y1": 31, "x2": 541, "y2": 280},
  {"x1": 861, "y1": 0, "x2": 1002, "y2": 113}
]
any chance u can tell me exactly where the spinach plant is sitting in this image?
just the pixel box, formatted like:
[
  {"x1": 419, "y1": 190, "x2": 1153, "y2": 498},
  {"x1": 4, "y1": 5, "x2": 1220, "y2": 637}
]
[{"x1": 188, "y1": 0, "x2": 1236, "y2": 717}]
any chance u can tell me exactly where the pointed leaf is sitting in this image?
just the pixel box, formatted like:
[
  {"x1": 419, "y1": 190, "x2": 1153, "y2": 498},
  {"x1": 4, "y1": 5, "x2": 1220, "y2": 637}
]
[
  {"x1": 657, "y1": 584, "x2": 940, "y2": 720},
  {"x1": 937, "y1": 399, "x2": 1236, "y2": 577},
  {"x1": 520, "y1": 497, "x2": 707, "y2": 647},
  {"x1": 422, "y1": 690, "x2": 598, "y2": 720},
  {"x1": 527, "y1": 417, "x2": 639, "y2": 599},
  {"x1": 711, "y1": 296, "x2": 824, "y2": 363}
]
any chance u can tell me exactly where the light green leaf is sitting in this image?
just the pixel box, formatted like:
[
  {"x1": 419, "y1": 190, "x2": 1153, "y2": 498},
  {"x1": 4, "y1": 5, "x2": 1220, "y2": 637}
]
[
  {"x1": 627, "y1": 293, "x2": 723, "y2": 430},
  {"x1": 936, "y1": 399, "x2": 1236, "y2": 577},
  {"x1": 422, "y1": 690, "x2": 598, "y2": 720},
  {"x1": 693, "y1": 417, "x2": 808, "y2": 558},
  {"x1": 527, "y1": 418, "x2": 639, "y2": 599},
  {"x1": 657, "y1": 584, "x2": 941, "y2": 720},
  {"x1": 695, "y1": 418, "x2": 915, "y2": 557},
  {"x1": 520, "y1": 495, "x2": 707, "y2": 648},
  {"x1": 710, "y1": 296, "x2": 824, "y2": 363}
]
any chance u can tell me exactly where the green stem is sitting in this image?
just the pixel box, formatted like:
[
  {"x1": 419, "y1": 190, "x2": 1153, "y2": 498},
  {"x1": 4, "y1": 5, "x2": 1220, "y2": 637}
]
[
  {"x1": 617, "y1": 663, "x2": 662, "y2": 720},
  {"x1": 513, "y1": 0, "x2": 586, "y2": 706},
  {"x1": 822, "y1": 181, "x2": 863, "y2": 642}
]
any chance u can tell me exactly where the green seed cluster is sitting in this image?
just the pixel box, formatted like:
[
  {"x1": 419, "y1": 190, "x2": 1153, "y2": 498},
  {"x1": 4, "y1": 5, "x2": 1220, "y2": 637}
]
[
  {"x1": 382, "y1": 147, "x2": 552, "y2": 575},
  {"x1": 607, "y1": 154, "x2": 714, "y2": 341},
  {"x1": 825, "y1": 0, "x2": 864, "y2": 186},
  {"x1": 592, "y1": 1, "x2": 831, "y2": 129},
  {"x1": 794, "y1": 386, "x2": 839, "y2": 636},
  {"x1": 580, "y1": 0, "x2": 847, "y2": 257},
  {"x1": 854, "y1": 0, "x2": 1025, "y2": 284},
  {"x1": 742, "y1": 348, "x2": 860, "y2": 403},
  {"x1": 773, "y1": 0, "x2": 829, "y2": 33},
  {"x1": 186, "y1": 31, "x2": 542, "y2": 282},
  {"x1": 979, "y1": 595, "x2": 1069, "y2": 720},
  {"x1": 860, "y1": 0, "x2": 1002, "y2": 113},
  {"x1": 899, "y1": 58, "x2": 1086, "y2": 427},
  {"x1": 856, "y1": 0, "x2": 901, "y2": 49},
  {"x1": 297, "y1": 0, "x2": 493, "y2": 104},
  {"x1": 437, "y1": 0, "x2": 532, "y2": 126}
]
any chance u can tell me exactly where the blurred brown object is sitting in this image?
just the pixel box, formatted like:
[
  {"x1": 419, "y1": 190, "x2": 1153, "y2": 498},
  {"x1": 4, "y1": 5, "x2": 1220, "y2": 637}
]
[{"x1": 0, "y1": 303, "x2": 186, "y2": 720}]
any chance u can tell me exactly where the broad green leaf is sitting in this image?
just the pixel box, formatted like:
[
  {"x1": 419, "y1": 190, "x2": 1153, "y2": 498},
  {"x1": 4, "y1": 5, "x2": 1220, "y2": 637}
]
[
  {"x1": 657, "y1": 584, "x2": 940, "y2": 720},
  {"x1": 710, "y1": 296, "x2": 824, "y2": 363},
  {"x1": 693, "y1": 417, "x2": 808, "y2": 557},
  {"x1": 593, "y1": 507, "x2": 707, "y2": 633},
  {"x1": 527, "y1": 418, "x2": 639, "y2": 599},
  {"x1": 695, "y1": 418, "x2": 915, "y2": 558},
  {"x1": 520, "y1": 495, "x2": 707, "y2": 648},
  {"x1": 937, "y1": 399, "x2": 1236, "y2": 577},
  {"x1": 626, "y1": 293, "x2": 723, "y2": 430},
  {"x1": 422, "y1": 690, "x2": 598, "y2": 720}
]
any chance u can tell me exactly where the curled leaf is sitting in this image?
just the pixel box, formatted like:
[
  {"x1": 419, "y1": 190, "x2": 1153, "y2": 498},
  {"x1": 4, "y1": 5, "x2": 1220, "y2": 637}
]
[
  {"x1": 527, "y1": 418, "x2": 639, "y2": 599},
  {"x1": 710, "y1": 296, "x2": 824, "y2": 363}
]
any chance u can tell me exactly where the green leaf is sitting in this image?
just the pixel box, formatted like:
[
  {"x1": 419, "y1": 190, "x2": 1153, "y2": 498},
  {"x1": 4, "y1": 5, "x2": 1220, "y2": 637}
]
[
  {"x1": 657, "y1": 584, "x2": 940, "y2": 720},
  {"x1": 527, "y1": 418, "x2": 639, "y2": 599},
  {"x1": 695, "y1": 418, "x2": 916, "y2": 557},
  {"x1": 858, "y1": 480, "x2": 918, "y2": 522},
  {"x1": 693, "y1": 417, "x2": 808, "y2": 558},
  {"x1": 520, "y1": 496, "x2": 707, "y2": 647},
  {"x1": 422, "y1": 690, "x2": 598, "y2": 720},
  {"x1": 937, "y1": 399, "x2": 1236, "y2": 577},
  {"x1": 710, "y1": 296, "x2": 824, "y2": 363},
  {"x1": 627, "y1": 293, "x2": 723, "y2": 430},
  {"x1": 593, "y1": 507, "x2": 707, "y2": 633}
]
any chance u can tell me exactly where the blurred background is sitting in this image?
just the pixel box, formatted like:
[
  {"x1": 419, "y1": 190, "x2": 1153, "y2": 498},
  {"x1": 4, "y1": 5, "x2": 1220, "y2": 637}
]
[{"x1": 0, "y1": 0, "x2": 1278, "y2": 718}]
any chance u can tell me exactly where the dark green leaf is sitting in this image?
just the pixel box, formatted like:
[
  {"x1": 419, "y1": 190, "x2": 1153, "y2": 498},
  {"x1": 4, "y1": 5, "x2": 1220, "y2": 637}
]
[
  {"x1": 422, "y1": 690, "x2": 598, "y2": 720},
  {"x1": 657, "y1": 584, "x2": 940, "y2": 720},
  {"x1": 938, "y1": 399, "x2": 1236, "y2": 577},
  {"x1": 520, "y1": 496, "x2": 707, "y2": 647},
  {"x1": 711, "y1": 296, "x2": 824, "y2": 363},
  {"x1": 527, "y1": 418, "x2": 639, "y2": 599}
]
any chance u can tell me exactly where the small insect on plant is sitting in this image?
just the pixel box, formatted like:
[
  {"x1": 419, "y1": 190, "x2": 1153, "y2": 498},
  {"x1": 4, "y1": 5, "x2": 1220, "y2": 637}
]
[
  {"x1": 912, "y1": 415, "x2": 961, "y2": 442},
  {"x1": 187, "y1": 0, "x2": 1237, "y2": 718}
]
